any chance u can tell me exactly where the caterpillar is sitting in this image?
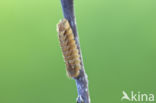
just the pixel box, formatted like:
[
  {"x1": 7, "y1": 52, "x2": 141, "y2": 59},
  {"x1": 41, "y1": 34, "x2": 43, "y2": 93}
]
[{"x1": 57, "y1": 19, "x2": 81, "y2": 78}]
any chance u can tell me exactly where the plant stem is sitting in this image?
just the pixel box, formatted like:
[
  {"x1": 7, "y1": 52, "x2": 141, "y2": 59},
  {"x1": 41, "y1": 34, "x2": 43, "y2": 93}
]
[{"x1": 60, "y1": 0, "x2": 91, "y2": 103}]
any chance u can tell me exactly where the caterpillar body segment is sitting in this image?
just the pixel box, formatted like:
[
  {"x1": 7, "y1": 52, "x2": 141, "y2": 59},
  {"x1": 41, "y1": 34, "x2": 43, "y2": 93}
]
[{"x1": 57, "y1": 19, "x2": 81, "y2": 78}]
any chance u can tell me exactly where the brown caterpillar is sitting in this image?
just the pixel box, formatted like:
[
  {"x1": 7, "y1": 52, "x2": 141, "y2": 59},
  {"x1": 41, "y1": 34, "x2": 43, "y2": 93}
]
[{"x1": 57, "y1": 19, "x2": 81, "y2": 77}]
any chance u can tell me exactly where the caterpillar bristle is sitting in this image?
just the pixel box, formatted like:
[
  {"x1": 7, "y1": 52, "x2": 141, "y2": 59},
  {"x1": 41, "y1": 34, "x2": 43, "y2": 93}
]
[{"x1": 57, "y1": 18, "x2": 81, "y2": 78}]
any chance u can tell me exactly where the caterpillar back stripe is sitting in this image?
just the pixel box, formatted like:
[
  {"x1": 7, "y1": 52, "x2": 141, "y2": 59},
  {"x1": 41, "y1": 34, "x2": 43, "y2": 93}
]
[{"x1": 57, "y1": 19, "x2": 81, "y2": 78}]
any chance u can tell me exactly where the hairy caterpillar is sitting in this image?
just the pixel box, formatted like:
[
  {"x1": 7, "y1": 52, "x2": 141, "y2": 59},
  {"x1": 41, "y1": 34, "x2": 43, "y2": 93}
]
[{"x1": 57, "y1": 19, "x2": 81, "y2": 77}]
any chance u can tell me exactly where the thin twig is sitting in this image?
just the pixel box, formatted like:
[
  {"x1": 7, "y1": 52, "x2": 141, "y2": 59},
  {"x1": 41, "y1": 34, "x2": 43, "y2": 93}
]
[{"x1": 60, "y1": 0, "x2": 91, "y2": 103}]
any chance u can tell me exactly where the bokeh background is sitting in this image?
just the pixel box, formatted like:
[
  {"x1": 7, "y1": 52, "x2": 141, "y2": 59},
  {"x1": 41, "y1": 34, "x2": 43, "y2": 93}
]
[{"x1": 0, "y1": 0, "x2": 156, "y2": 103}]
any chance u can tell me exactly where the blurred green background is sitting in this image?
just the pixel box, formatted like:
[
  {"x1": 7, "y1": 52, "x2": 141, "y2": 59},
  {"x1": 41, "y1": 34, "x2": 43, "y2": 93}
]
[{"x1": 0, "y1": 0, "x2": 156, "y2": 103}]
